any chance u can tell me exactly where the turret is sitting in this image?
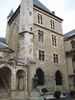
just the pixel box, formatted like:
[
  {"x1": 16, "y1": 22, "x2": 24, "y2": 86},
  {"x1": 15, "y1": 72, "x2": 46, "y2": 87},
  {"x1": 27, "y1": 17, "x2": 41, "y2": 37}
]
[
  {"x1": 7, "y1": 9, "x2": 14, "y2": 21},
  {"x1": 18, "y1": 0, "x2": 34, "y2": 64}
]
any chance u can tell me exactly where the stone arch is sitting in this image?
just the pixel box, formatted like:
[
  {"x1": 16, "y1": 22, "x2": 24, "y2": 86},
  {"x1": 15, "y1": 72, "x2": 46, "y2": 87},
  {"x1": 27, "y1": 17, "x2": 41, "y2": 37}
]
[
  {"x1": 0, "y1": 67, "x2": 11, "y2": 91},
  {"x1": 0, "y1": 64, "x2": 12, "y2": 71},
  {"x1": 36, "y1": 68, "x2": 44, "y2": 86},
  {"x1": 55, "y1": 70, "x2": 63, "y2": 85},
  {"x1": 16, "y1": 69, "x2": 26, "y2": 90}
]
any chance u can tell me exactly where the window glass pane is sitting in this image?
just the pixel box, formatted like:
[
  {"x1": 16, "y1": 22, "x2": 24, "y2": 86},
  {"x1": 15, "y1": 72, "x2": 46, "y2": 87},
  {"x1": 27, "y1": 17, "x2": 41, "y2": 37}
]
[
  {"x1": 52, "y1": 35, "x2": 57, "y2": 46},
  {"x1": 50, "y1": 19, "x2": 55, "y2": 30},
  {"x1": 38, "y1": 30, "x2": 44, "y2": 43},
  {"x1": 38, "y1": 14, "x2": 43, "y2": 24},
  {"x1": 53, "y1": 54, "x2": 58, "y2": 63},
  {"x1": 39, "y1": 50, "x2": 45, "y2": 61}
]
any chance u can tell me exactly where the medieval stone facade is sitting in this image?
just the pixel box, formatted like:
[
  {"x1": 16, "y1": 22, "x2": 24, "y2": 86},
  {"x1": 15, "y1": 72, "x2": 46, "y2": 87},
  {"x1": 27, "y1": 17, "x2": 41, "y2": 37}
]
[
  {"x1": 64, "y1": 29, "x2": 75, "y2": 90},
  {"x1": 0, "y1": 0, "x2": 69, "y2": 98}
]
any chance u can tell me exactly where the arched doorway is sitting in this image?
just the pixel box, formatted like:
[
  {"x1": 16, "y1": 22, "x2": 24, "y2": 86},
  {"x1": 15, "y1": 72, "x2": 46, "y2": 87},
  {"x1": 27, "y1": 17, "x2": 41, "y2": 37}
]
[
  {"x1": 55, "y1": 70, "x2": 63, "y2": 85},
  {"x1": 16, "y1": 70, "x2": 25, "y2": 91},
  {"x1": 0, "y1": 67, "x2": 11, "y2": 91},
  {"x1": 36, "y1": 68, "x2": 44, "y2": 86}
]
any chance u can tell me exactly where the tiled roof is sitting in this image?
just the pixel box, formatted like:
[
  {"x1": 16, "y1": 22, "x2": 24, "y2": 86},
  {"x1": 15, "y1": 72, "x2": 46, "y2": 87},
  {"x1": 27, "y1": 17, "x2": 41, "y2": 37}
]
[
  {"x1": 64, "y1": 29, "x2": 75, "y2": 40},
  {"x1": 0, "y1": 37, "x2": 14, "y2": 52},
  {"x1": 0, "y1": 37, "x2": 6, "y2": 44},
  {"x1": 33, "y1": 0, "x2": 51, "y2": 13},
  {"x1": 8, "y1": 0, "x2": 63, "y2": 24},
  {"x1": 0, "y1": 37, "x2": 7, "y2": 49},
  {"x1": 0, "y1": 42, "x2": 8, "y2": 49}
]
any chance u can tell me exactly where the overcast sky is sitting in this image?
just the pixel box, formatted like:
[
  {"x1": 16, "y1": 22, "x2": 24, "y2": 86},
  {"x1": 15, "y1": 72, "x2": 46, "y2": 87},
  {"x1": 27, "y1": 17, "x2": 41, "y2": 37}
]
[{"x1": 0, "y1": 0, "x2": 75, "y2": 37}]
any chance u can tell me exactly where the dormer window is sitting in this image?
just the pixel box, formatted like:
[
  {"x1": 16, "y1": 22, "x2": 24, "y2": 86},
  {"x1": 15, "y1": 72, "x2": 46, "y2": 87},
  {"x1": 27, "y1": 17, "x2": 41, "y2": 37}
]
[{"x1": 71, "y1": 40, "x2": 75, "y2": 48}]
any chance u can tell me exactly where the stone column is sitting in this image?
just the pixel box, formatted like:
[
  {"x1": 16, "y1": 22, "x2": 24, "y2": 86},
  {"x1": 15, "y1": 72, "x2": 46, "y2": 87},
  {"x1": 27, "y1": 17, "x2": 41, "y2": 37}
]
[
  {"x1": 11, "y1": 67, "x2": 16, "y2": 98},
  {"x1": 25, "y1": 69, "x2": 28, "y2": 97}
]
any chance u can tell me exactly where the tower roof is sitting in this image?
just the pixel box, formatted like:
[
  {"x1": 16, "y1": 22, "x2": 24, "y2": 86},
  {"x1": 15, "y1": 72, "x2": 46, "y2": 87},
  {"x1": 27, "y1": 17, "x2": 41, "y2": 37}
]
[{"x1": 7, "y1": 9, "x2": 14, "y2": 18}]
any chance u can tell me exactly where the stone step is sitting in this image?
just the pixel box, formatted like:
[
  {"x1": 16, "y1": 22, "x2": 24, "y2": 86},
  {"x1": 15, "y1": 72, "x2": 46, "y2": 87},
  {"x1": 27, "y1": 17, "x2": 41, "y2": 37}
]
[
  {"x1": 0, "y1": 97, "x2": 28, "y2": 100},
  {"x1": 0, "y1": 92, "x2": 9, "y2": 98},
  {"x1": 0, "y1": 97, "x2": 43, "y2": 100}
]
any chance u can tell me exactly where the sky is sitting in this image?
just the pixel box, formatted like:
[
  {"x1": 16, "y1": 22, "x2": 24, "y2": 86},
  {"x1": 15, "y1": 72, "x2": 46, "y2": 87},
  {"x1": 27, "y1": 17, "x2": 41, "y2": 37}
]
[{"x1": 0, "y1": 0, "x2": 75, "y2": 37}]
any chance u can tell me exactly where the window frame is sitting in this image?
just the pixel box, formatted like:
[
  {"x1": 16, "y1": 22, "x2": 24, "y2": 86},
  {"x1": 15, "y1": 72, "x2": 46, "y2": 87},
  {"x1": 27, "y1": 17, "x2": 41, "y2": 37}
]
[
  {"x1": 50, "y1": 19, "x2": 55, "y2": 30},
  {"x1": 38, "y1": 14, "x2": 43, "y2": 24},
  {"x1": 52, "y1": 35, "x2": 57, "y2": 46},
  {"x1": 55, "y1": 71, "x2": 62, "y2": 85},
  {"x1": 53, "y1": 53, "x2": 58, "y2": 64},
  {"x1": 39, "y1": 50, "x2": 45, "y2": 61},
  {"x1": 71, "y1": 40, "x2": 75, "y2": 48},
  {"x1": 38, "y1": 30, "x2": 44, "y2": 43}
]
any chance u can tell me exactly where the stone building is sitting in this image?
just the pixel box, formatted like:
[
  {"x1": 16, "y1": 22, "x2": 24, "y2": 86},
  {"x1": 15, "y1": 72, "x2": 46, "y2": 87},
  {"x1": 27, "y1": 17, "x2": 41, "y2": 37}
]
[
  {"x1": 64, "y1": 29, "x2": 75, "y2": 90},
  {"x1": 0, "y1": 0, "x2": 69, "y2": 98}
]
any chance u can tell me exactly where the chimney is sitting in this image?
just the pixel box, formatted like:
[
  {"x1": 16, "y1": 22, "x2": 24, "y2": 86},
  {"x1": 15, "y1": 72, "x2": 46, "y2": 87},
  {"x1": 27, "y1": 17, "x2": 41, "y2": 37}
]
[{"x1": 52, "y1": 11, "x2": 55, "y2": 15}]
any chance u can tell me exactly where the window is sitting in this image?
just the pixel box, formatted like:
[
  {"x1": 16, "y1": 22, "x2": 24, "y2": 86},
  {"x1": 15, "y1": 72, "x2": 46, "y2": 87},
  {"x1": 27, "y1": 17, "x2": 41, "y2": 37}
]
[
  {"x1": 52, "y1": 35, "x2": 57, "y2": 46},
  {"x1": 30, "y1": 27, "x2": 33, "y2": 31},
  {"x1": 36, "y1": 68, "x2": 44, "y2": 86},
  {"x1": 72, "y1": 57, "x2": 75, "y2": 73},
  {"x1": 53, "y1": 54, "x2": 58, "y2": 63},
  {"x1": 29, "y1": 11, "x2": 32, "y2": 16},
  {"x1": 50, "y1": 19, "x2": 55, "y2": 30},
  {"x1": 20, "y1": 33, "x2": 24, "y2": 37},
  {"x1": 71, "y1": 40, "x2": 75, "y2": 48},
  {"x1": 39, "y1": 50, "x2": 45, "y2": 61},
  {"x1": 38, "y1": 14, "x2": 43, "y2": 24},
  {"x1": 55, "y1": 71, "x2": 62, "y2": 85},
  {"x1": 38, "y1": 30, "x2": 44, "y2": 42}
]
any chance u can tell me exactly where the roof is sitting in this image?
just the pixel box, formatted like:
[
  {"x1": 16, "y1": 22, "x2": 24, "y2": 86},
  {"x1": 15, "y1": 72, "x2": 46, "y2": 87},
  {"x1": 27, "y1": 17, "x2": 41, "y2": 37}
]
[
  {"x1": 0, "y1": 42, "x2": 8, "y2": 49},
  {"x1": 0, "y1": 37, "x2": 6, "y2": 44},
  {"x1": 0, "y1": 37, "x2": 7, "y2": 49},
  {"x1": 64, "y1": 29, "x2": 75, "y2": 40},
  {"x1": 8, "y1": 0, "x2": 63, "y2": 24},
  {"x1": 33, "y1": 0, "x2": 51, "y2": 14},
  {"x1": 0, "y1": 37, "x2": 14, "y2": 52},
  {"x1": 7, "y1": 9, "x2": 14, "y2": 18}
]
